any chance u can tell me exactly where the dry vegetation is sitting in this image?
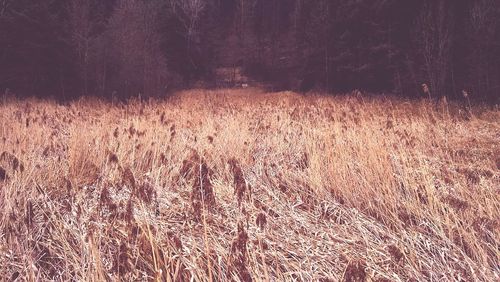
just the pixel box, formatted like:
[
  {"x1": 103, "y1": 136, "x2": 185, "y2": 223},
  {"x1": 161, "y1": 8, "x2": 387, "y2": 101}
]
[{"x1": 0, "y1": 88, "x2": 499, "y2": 281}]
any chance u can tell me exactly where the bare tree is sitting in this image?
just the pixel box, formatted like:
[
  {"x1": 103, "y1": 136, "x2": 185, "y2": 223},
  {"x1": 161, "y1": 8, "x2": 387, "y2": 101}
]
[
  {"x1": 168, "y1": 0, "x2": 206, "y2": 68},
  {"x1": 416, "y1": 0, "x2": 453, "y2": 99},
  {"x1": 108, "y1": 0, "x2": 168, "y2": 97},
  {"x1": 0, "y1": 0, "x2": 10, "y2": 17},
  {"x1": 68, "y1": 0, "x2": 91, "y2": 95},
  {"x1": 468, "y1": 0, "x2": 498, "y2": 98},
  {"x1": 169, "y1": 0, "x2": 205, "y2": 39}
]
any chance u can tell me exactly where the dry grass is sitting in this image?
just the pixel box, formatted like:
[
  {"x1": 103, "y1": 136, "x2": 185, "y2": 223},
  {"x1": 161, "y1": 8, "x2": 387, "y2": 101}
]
[{"x1": 0, "y1": 88, "x2": 498, "y2": 281}]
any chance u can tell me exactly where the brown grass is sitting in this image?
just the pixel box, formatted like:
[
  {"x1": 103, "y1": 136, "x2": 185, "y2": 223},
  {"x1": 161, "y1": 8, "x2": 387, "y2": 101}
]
[{"x1": 0, "y1": 88, "x2": 498, "y2": 281}]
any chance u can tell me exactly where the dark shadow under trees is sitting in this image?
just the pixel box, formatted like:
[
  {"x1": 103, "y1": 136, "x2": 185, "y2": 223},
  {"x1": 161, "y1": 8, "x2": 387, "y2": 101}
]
[{"x1": 0, "y1": 0, "x2": 499, "y2": 103}]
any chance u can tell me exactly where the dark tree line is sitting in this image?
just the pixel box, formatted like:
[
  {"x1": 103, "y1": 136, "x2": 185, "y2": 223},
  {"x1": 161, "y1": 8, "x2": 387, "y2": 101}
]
[{"x1": 1, "y1": 0, "x2": 499, "y2": 101}]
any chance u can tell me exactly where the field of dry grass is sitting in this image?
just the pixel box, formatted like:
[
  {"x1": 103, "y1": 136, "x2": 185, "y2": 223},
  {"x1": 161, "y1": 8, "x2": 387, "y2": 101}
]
[{"x1": 0, "y1": 88, "x2": 499, "y2": 281}]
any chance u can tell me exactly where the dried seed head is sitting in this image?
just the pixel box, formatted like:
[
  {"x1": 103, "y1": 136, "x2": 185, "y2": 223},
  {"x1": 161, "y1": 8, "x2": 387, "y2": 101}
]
[
  {"x1": 128, "y1": 125, "x2": 136, "y2": 136},
  {"x1": 167, "y1": 231, "x2": 183, "y2": 250},
  {"x1": 170, "y1": 125, "x2": 176, "y2": 140},
  {"x1": 0, "y1": 151, "x2": 24, "y2": 172},
  {"x1": 25, "y1": 200, "x2": 34, "y2": 230},
  {"x1": 108, "y1": 153, "x2": 119, "y2": 164},
  {"x1": 422, "y1": 83, "x2": 430, "y2": 95},
  {"x1": 386, "y1": 119, "x2": 393, "y2": 129},
  {"x1": 125, "y1": 197, "x2": 134, "y2": 222},
  {"x1": 397, "y1": 208, "x2": 418, "y2": 227},
  {"x1": 141, "y1": 150, "x2": 154, "y2": 171},
  {"x1": 65, "y1": 178, "x2": 72, "y2": 194},
  {"x1": 136, "y1": 181, "x2": 156, "y2": 205},
  {"x1": 229, "y1": 221, "x2": 251, "y2": 281},
  {"x1": 342, "y1": 259, "x2": 367, "y2": 282},
  {"x1": 180, "y1": 150, "x2": 215, "y2": 220},
  {"x1": 256, "y1": 212, "x2": 267, "y2": 231},
  {"x1": 112, "y1": 242, "x2": 132, "y2": 276},
  {"x1": 0, "y1": 166, "x2": 7, "y2": 182},
  {"x1": 228, "y1": 158, "x2": 246, "y2": 206},
  {"x1": 100, "y1": 187, "x2": 117, "y2": 212},
  {"x1": 442, "y1": 195, "x2": 470, "y2": 211},
  {"x1": 121, "y1": 167, "x2": 136, "y2": 189},
  {"x1": 387, "y1": 244, "x2": 404, "y2": 263},
  {"x1": 160, "y1": 153, "x2": 167, "y2": 165}
]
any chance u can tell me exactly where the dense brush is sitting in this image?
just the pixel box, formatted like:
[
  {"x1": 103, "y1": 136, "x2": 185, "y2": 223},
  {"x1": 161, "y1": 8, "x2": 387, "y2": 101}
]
[{"x1": 0, "y1": 89, "x2": 498, "y2": 281}]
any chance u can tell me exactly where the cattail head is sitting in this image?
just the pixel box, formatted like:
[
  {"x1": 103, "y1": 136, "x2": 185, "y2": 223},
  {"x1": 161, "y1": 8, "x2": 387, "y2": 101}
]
[
  {"x1": 136, "y1": 182, "x2": 156, "y2": 205},
  {"x1": 0, "y1": 166, "x2": 6, "y2": 182},
  {"x1": 256, "y1": 212, "x2": 267, "y2": 231},
  {"x1": 228, "y1": 158, "x2": 246, "y2": 206},
  {"x1": 167, "y1": 231, "x2": 183, "y2": 250},
  {"x1": 108, "y1": 153, "x2": 119, "y2": 164},
  {"x1": 421, "y1": 83, "x2": 430, "y2": 95},
  {"x1": 0, "y1": 151, "x2": 24, "y2": 172},
  {"x1": 342, "y1": 259, "x2": 367, "y2": 282},
  {"x1": 121, "y1": 167, "x2": 136, "y2": 189},
  {"x1": 229, "y1": 221, "x2": 251, "y2": 281},
  {"x1": 99, "y1": 187, "x2": 117, "y2": 212}
]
